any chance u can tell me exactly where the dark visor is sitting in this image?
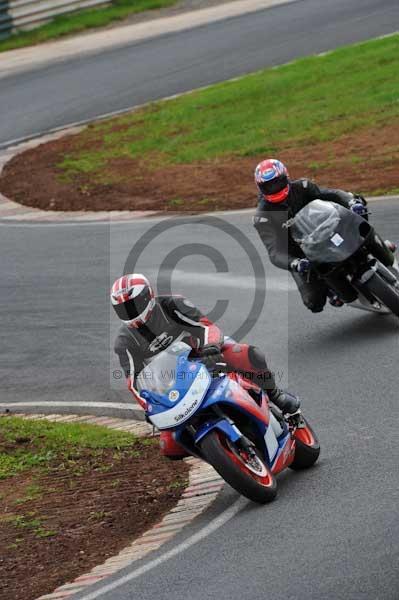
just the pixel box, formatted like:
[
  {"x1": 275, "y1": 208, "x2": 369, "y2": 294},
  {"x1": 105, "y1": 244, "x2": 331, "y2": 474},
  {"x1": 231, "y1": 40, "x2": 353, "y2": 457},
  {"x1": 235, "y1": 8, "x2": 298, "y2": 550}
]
[
  {"x1": 113, "y1": 287, "x2": 152, "y2": 321},
  {"x1": 258, "y1": 174, "x2": 288, "y2": 196}
]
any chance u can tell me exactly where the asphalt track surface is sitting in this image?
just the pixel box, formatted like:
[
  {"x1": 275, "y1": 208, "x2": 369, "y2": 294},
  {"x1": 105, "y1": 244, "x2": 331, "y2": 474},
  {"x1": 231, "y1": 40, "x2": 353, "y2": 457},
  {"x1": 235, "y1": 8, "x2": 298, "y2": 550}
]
[
  {"x1": 1, "y1": 0, "x2": 399, "y2": 146},
  {"x1": 1, "y1": 0, "x2": 399, "y2": 598},
  {"x1": 2, "y1": 201, "x2": 399, "y2": 599}
]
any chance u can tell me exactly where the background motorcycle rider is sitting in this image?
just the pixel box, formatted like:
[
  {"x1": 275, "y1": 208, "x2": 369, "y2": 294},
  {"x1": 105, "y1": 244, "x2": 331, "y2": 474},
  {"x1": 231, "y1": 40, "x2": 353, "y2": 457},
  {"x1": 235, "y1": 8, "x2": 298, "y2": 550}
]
[
  {"x1": 252, "y1": 158, "x2": 393, "y2": 313},
  {"x1": 111, "y1": 274, "x2": 301, "y2": 456}
]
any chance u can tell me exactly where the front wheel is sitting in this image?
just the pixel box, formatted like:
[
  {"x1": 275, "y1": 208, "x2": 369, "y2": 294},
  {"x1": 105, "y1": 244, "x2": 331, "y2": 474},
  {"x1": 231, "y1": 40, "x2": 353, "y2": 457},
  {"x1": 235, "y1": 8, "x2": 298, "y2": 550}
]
[
  {"x1": 199, "y1": 431, "x2": 277, "y2": 504},
  {"x1": 290, "y1": 418, "x2": 320, "y2": 471},
  {"x1": 362, "y1": 272, "x2": 399, "y2": 317}
]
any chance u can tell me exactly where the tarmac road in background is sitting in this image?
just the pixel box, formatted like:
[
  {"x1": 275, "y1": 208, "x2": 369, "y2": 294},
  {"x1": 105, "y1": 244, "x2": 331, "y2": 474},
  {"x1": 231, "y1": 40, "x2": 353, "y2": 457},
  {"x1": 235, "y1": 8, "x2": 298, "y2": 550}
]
[
  {"x1": 0, "y1": 0, "x2": 398, "y2": 146},
  {"x1": 3, "y1": 200, "x2": 393, "y2": 600},
  {"x1": 1, "y1": 200, "x2": 398, "y2": 413},
  {"x1": 1, "y1": 1, "x2": 399, "y2": 594}
]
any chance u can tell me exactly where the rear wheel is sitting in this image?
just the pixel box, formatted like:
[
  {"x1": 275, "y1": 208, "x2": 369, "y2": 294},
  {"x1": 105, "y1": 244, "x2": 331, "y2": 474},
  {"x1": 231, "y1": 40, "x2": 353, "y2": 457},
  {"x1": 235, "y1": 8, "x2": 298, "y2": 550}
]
[
  {"x1": 290, "y1": 418, "x2": 320, "y2": 471},
  {"x1": 363, "y1": 272, "x2": 399, "y2": 316},
  {"x1": 199, "y1": 431, "x2": 277, "y2": 504}
]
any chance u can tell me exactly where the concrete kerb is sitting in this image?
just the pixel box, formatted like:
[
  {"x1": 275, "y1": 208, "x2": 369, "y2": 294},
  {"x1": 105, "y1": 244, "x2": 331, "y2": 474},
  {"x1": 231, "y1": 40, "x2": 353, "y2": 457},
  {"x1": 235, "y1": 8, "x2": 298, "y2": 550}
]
[{"x1": 0, "y1": 400, "x2": 146, "y2": 421}]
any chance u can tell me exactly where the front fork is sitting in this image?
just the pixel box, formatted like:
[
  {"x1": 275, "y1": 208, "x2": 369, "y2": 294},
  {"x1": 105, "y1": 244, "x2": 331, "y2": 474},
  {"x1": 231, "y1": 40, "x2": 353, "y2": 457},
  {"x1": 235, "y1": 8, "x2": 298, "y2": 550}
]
[
  {"x1": 192, "y1": 404, "x2": 265, "y2": 460},
  {"x1": 356, "y1": 257, "x2": 399, "y2": 288}
]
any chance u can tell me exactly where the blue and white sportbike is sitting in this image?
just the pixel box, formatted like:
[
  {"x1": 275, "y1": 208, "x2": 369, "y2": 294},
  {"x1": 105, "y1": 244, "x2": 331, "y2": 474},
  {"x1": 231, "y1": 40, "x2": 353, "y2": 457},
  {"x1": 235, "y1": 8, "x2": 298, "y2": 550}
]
[{"x1": 137, "y1": 342, "x2": 320, "y2": 504}]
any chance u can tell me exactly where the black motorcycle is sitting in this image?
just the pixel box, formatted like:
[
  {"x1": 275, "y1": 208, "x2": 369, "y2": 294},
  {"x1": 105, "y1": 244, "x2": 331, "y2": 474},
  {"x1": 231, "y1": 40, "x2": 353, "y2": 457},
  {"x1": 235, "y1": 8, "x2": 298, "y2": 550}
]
[{"x1": 288, "y1": 200, "x2": 399, "y2": 316}]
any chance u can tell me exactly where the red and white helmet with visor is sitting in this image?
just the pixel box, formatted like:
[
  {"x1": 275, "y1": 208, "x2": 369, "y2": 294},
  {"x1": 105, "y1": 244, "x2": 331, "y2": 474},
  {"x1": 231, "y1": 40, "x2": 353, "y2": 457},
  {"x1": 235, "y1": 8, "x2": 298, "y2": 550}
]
[
  {"x1": 111, "y1": 274, "x2": 155, "y2": 328},
  {"x1": 255, "y1": 159, "x2": 290, "y2": 203}
]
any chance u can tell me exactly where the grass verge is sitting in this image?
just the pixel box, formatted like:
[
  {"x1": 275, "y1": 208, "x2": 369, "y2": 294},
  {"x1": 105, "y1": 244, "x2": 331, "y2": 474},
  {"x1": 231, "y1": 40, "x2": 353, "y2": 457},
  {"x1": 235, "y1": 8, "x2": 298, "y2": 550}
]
[
  {"x1": 0, "y1": 416, "x2": 189, "y2": 600},
  {"x1": 0, "y1": 416, "x2": 139, "y2": 479},
  {"x1": 1, "y1": 33, "x2": 398, "y2": 213},
  {"x1": 58, "y1": 33, "x2": 399, "y2": 176},
  {"x1": 0, "y1": 0, "x2": 178, "y2": 53}
]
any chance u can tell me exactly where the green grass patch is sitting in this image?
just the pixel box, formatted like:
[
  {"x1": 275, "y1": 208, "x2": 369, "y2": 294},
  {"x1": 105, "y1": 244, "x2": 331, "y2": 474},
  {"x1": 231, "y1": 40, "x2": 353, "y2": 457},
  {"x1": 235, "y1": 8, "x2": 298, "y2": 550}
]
[
  {"x1": 13, "y1": 484, "x2": 43, "y2": 505},
  {"x1": 35, "y1": 528, "x2": 57, "y2": 538},
  {"x1": 4, "y1": 513, "x2": 58, "y2": 539},
  {"x1": 0, "y1": 0, "x2": 178, "y2": 53},
  {"x1": 0, "y1": 416, "x2": 138, "y2": 479},
  {"x1": 57, "y1": 33, "x2": 399, "y2": 181},
  {"x1": 371, "y1": 186, "x2": 399, "y2": 196},
  {"x1": 11, "y1": 514, "x2": 43, "y2": 530},
  {"x1": 167, "y1": 198, "x2": 185, "y2": 207}
]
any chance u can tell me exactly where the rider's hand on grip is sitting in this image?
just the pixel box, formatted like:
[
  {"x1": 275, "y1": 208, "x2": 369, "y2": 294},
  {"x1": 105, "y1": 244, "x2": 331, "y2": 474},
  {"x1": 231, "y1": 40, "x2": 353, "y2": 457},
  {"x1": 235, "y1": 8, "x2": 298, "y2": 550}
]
[
  {"x1": 354, "y1": 194, "x2": 367, "y2": 206},
  {"x1": 350, "y1": 201, "x2": 367, "y2": 216},
  {"x1": 290, "y1": 258, "x2": 310, "y2": 274},
  {"x1": 198, "y1": 344, "x2": 224, "y2": 370},
  {"x1": 349, "y1": 196, "x2": 367, "y2": 217}
]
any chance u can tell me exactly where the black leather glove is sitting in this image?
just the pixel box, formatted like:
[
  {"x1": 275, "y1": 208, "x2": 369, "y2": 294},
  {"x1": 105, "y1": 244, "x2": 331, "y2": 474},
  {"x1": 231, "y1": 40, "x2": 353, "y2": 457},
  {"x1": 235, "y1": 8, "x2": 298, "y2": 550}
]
[
  {"x1": 290, "y1": 258, "x2": 311, "y2": 273},
  {"x1": 349, "y1": 195, "x2": 368, "y2": 220},
  {"x1": 198, "y1": 344, "x2": 224, "y2": 370},
  {"x1": 353, "y1": 193, "x2": 367, "y2": 206}
]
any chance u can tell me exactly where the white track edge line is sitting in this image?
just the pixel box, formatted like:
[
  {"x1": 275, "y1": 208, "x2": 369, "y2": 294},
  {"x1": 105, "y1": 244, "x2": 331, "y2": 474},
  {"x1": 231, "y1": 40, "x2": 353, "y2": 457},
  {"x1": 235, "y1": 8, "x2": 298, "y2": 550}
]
[
  {"x1": 0, "y1": 196, "x2": 397, "y2": 228},
  {"x1": 77, "y1": 496, "x2": 247, "y2": 600}
]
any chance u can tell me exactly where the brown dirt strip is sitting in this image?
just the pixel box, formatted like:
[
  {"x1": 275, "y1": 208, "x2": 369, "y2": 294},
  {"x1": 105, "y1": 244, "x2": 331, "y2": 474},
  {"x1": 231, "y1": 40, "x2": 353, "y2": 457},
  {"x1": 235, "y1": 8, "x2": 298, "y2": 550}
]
[
  {"x1": 0, "y1": 434, "x2": 189, "y2": 600},
  {"x1": 1, "y1": 122, "x2": 399, "y2": 213}
]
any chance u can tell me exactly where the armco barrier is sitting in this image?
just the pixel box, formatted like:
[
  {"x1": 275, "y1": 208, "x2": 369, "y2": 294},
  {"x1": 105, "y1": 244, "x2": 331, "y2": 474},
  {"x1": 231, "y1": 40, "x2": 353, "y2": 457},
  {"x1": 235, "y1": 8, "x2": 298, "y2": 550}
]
[{"x1": 0, "y1": 0, "x2": 110, "y2": 38}]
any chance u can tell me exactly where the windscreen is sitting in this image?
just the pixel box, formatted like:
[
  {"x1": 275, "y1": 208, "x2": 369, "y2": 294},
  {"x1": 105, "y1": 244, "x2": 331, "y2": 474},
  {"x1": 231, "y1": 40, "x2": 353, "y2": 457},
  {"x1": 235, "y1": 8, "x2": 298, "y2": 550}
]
[
  {"x1": 136, "y1": 342, "x2": 191, "y2": 395},
  {"x1": 290, "y1": 200, "x2": 364, "y2": 263},
  {"x1": 291, "y1": 200, "x2": 341, "y2": 246}
]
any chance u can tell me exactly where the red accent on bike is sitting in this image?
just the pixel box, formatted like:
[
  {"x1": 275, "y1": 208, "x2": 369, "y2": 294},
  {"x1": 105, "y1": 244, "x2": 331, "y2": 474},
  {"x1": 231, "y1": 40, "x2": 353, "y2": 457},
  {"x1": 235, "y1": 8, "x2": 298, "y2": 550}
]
[
  {"x1": 227, "y1": 373, "x2": 269, "y2": 425},
  {"x1": 159, "y1": 431, "x2": 189, "y2": 458},
  {"x1": 216, "y1": 432, "x2": 274, "y2": 488},
  {"x1": 271, "y1": 440, "x2": 295, "y2": 475},
  {"x1": 127, "y1": 376, "x2": 147, "y2": 410},
  {"x1": 294, "y1": 425, "x2": 316, "y2": 447},
  {"x1": 222, "y1": 342, "x2": 253, "y2": 371},
  {"x1": 222, "y1": 343, "x2": 273, "y2": 392}
]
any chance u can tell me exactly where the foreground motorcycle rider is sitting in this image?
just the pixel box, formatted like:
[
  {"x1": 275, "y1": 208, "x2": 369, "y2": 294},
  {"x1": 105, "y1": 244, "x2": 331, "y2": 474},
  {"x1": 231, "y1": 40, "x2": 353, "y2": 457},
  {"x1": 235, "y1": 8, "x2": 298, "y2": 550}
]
[
  {"x1": 111, "y1": 274, "x2": 301, "y2": 455},
  {"x1": 253, "y1": 158, "x2": 396, "y2": 313}
]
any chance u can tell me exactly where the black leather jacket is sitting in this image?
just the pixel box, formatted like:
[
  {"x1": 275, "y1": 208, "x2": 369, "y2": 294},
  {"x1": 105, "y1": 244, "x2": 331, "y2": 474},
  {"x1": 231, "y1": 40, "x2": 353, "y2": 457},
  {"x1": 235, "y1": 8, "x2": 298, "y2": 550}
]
[
  {"x1": 114, "y1": 295, "x2": 222, "y2": 386},
  {"x1": 253, "y1": 179, "x2": 356, "y2": 270}
]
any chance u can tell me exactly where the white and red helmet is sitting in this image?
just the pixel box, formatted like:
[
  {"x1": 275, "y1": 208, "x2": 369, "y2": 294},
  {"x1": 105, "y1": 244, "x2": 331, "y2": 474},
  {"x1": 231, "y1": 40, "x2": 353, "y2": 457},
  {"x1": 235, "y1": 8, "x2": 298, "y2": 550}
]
[
  {"x1": 110, "y1": 274, "x2": 155, "y2": 328},
  {"x1": 255, "y1": 159, "x2": 290, "y2": 203}
]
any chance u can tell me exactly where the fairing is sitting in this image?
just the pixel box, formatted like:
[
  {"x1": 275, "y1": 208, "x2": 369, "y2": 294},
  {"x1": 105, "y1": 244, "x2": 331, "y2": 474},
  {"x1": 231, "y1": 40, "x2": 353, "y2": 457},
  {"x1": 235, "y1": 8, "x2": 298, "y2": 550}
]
[
  {"x1": 137, "y1": 342, "x2": 211, "y2": 429},
  {"x1": 139, "y1": 343, "x2": 294, "y2": 470},
  {"x1": 290, "y1": 200, "x2": 366, "y2": 263}
]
